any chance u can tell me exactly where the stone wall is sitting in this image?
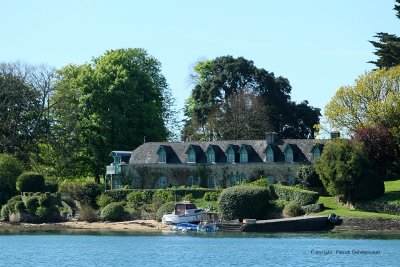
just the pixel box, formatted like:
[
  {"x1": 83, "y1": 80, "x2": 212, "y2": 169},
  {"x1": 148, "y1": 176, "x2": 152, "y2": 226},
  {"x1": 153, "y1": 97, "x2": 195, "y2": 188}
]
[{"x1": 123, "y1": 162, "x2": 304, "y2": 189}]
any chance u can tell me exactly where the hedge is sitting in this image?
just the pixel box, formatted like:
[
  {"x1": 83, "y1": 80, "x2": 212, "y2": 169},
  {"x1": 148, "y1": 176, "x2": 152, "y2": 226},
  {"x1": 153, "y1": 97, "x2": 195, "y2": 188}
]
[
  {"x1": 301, "y1": 203, "x2": 325, "y2": 214},
  {"x1": 104, "y1": 188, "x2": 221, "y2": 202},
  {"x1": 155, "y1": 201, "x2": 175, "y2": 222},
  {"x1": 272, "y1": 184, "x2": 319, "y2": 206},
  {"x1": 16, "y1": 172, "x2": 45, "y2": 193},
  {"x1": 218, "y1": 185, "x2": 271, "y2": 220}
]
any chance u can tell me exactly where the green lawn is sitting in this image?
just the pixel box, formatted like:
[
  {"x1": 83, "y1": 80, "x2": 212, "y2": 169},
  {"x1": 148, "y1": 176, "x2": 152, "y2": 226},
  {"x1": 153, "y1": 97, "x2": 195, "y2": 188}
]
[{"x1": 313, "y1": 179, "x2": 400, "y2": 219}]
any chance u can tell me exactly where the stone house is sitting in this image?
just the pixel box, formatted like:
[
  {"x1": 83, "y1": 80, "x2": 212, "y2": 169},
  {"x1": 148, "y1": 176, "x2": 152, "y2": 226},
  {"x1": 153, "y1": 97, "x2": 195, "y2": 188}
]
[{"x1": 105, "y1": 133, "x2": 327, "y2": 190}]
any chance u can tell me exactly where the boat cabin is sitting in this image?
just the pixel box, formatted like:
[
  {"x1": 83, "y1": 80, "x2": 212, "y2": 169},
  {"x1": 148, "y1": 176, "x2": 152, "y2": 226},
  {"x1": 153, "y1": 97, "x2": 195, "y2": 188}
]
[{"x1": 174, "y1": 201, "x2": 202, "y2": 215}]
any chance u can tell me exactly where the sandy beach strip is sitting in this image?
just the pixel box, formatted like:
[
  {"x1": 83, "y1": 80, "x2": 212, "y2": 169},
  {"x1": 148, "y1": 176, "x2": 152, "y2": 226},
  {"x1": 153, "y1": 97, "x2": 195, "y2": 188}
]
[{"x1": 0, "y1": 220, "x2": 170, "y2": 233}]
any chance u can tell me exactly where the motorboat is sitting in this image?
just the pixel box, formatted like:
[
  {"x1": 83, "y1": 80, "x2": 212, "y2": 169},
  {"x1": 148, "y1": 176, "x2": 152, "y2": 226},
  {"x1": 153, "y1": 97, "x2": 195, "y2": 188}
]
[{"x1": 162, "y1": 201, "x2": 207, "y2": 225}]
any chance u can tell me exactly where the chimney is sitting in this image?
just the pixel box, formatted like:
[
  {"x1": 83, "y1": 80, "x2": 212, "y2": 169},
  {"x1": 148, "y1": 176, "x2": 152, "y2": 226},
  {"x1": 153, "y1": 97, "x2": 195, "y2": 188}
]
[
  {"x1": 330, "y1": 131, "x2": 340, "y2": 139},
  {"x1": 266, "y1": 132, "x2": 278, "y2": 145}
]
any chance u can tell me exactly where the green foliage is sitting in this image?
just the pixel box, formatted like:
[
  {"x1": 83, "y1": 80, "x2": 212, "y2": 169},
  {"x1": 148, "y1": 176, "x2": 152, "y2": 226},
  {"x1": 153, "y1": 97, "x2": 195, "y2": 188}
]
[
  {"x1": 0, "y1": 154, "x2": 23, "y2": 204},
  {"x1": 152, "y1": 189, "x2": 174, "y2": 205},
  {"x1": 100, "y1": 202, "x2": 125, "y2": 221},
  {"x1": 218, "y1": 186, "x2": 271, "y2": 220},
  {"x1": 183, "y1": 56, "x2": 320, "y2": 140},
  {"x1": 155, "y1": 201, "x2": 175, "y2": 222},
  {"x1": 14, "y1": 201, "x2": 26, "y2": 212},
  {"x1": 16, "y1": 172, "x2": 45, "y2": 192},
  {"x1": 272, "y1": 184, "x2": 319, "y2": 206},
  {"x1": 126, "y1": 191, "x2": 147, "y2": 207},
  {"x1": 315, "y1": 139, "x2": 384, "y2": 203},
  {"x1": 248, "y1": 178, "x2": 269, "y2": 187},
  {"x1": 59, "y1": 180, "x2": 101, "y2": 206},
  {"x1": 324, "y1": 66, "x2": 400, "y2": 139},
  {"x1": 0, "y1": 64, "x2": 53, "y2": 164},
  {"x1": 25, "y1": 197, "x2": 39, "y2": 214},
  {"x1": 51, "y1": 48, "x2": 174, "y2": 181},
  {"x1": 1, "y1": 204, "x2": 10, "y2": 220},
  {"x1": 38, "y1": 194, "x2": 51, "y2": 207},
  {"x1": 297, "y1": 164, "x2": 323, "y2": 189},
  {"x1": 35, "y1": 206, "x2": 49, "y2": 218},
  {"x1": 180, "y1": 193, "x2": 194, "y2": 201},
  {"x1": 283, "y1": 201, "x2": 304, "y2": 217},
  {"x1": 203, "y1": 191, "x2": 220, "y2": 201},
  {"x1": 96, "y1": 194, "x2": 114, "y2": 208},
  {"x1": 79, "y1": 206, "x2": 98, "y2": 222}
]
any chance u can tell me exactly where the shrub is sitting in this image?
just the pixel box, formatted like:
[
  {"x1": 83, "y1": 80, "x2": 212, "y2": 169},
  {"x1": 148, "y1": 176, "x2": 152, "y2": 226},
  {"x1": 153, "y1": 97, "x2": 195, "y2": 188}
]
[
  {"x1": 297, "y1": 164, "x2": 323, "y2": 189},
  {"x1": 101, "y1": 203, "x2": 125, "y2": 221},
  {"x1": 79, "y1": 206, "x2": 98, "y2": 222},
  {"x1": 283, "y1": 201, "x2": 304, "y2": 217},
  {"x1": 96, "y1": 194, "x2": 114, "y2": 208},
  {"x1": 315, "y1": 139, "x2": 384, "y2": 203},
  {"x1": 0, "y1": 154, "x2": 23, "y2": 204},
  {"x1": 203, "y1": 191, "x2": 220, "y2": 201},
  {"x1": 35, "y1": 206, "x2": 49, "y2": 218},
  {"x1": 1, "y1": 204, "x2": 10, "y2": 220},
  {"x1": 218, "y1": 186, "x2": 271, "y2": 220},
  {"x1": 272, "y1": 184, "x2": 319, "y2": 206},
  {"x1": 302, "y1": 203, "x2": 325, "y2": 214},
  {"x1": 155, "y1": 201, "x2": 175, "y2": 222},
  {"x1": 38, "y1": 194, "x2": 51, "y2": 207},
  {"x1": 16, "y1": 172, "x2": 45, "y2": 193},
  {"x1": 25, "y1": 197, "x2": 39, "y2": 214},
  {"x1": 126, "y1": 191, "x2": 146, "y2": 207},
  {"x1": 181, "y1": 193, "x2": 194, "y2": 201},
  {"x1": 14, "y1": 201, "x2": 26, "y2": 212}
]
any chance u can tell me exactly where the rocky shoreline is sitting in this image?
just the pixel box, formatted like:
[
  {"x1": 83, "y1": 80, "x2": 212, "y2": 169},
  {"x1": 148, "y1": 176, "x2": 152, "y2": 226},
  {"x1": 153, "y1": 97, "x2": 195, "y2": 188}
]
[{"x1": 1, "y1": 217, "x2": 400, "y2": 233}]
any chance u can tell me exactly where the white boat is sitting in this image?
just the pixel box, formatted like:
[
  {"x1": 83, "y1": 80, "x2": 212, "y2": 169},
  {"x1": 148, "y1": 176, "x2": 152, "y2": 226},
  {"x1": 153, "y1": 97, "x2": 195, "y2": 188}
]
[{"x1": 162, "y1": 201, "x2": 207, "y2": 225}]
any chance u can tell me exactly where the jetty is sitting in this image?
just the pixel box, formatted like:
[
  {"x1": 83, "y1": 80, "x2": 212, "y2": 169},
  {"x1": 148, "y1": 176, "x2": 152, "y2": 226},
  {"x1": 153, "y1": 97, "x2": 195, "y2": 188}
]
[{"x1": 240, "y1": 216, "x2": 334, "y2": 232}]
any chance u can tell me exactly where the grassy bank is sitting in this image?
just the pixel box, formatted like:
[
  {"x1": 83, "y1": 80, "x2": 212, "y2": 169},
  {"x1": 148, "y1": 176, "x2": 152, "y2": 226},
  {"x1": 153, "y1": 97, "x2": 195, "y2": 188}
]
[{"x1": 314, "y1": 179, "x2": 400, "y2": 219}]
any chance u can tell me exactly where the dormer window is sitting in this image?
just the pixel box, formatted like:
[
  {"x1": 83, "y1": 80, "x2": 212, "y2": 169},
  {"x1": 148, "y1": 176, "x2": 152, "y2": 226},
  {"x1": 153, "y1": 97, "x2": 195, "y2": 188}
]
[
  {"x1": 206, "y1": 146, "x2": 216, "y2": 163},
  {"x1": 265, "y1": 146, "x2": 274, "y2": 163},
  {"x1": 226, "y1": 147, "x2": 235, "y2": 163},
  {"x1": 156, "y1": 146, "x2": 167, "y2": 163},
  {"x1": 187, "y1": 147, "x2": 196, "y2": 163},
  {"x1": 239, "y1": 146, "x2": 248, "y2": 163},
  {"x1": 285, "y1": 146, "x2": 294, "y2": 163},
  {"x1": 311, "y1": 146, "x2": 321, "y2": 161},
  {"x1": 207, "y1": 151, "x2": 215, "y2": 163}
]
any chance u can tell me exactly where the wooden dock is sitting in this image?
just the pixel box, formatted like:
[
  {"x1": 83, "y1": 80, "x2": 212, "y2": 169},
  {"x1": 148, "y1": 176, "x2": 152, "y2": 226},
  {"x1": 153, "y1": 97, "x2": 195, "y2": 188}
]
[{"x1": 240, "y1": 216, "x2": 333, "y2": 232}]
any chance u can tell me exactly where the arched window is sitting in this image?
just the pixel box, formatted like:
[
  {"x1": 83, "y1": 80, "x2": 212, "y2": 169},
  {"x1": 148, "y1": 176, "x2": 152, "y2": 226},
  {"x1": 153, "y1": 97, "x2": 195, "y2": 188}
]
[
  {"x1": 207, "y1": 151, "x2": 215, "y2": 163},
  {"x1": 265, "y1": 146, "x2": 274, "y2": 163},
  {"x1": 312, "y1": 148, "x2": 321, "y2": 161},
  {"x1": 158, "y1": 149, "x2": 166, "y2": 163},
  {"x1": 285, "y1": 147, "x2": 293, "y2": 163},
  {"x1": 188, "y1": 147, "x2": 196, "y2": 163},
  {"x1": 226, "y1": 147, "x2": 235, "y2": 163},
  {"x1": 240, "y1": 149, "x2": 249, "y2": 163}
]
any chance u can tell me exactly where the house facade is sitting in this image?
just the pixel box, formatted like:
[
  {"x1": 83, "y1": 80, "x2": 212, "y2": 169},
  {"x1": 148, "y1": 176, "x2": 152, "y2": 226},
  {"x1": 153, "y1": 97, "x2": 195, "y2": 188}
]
[{"x1": 105, "y1": 133, "x2": 327, "y2": 189}]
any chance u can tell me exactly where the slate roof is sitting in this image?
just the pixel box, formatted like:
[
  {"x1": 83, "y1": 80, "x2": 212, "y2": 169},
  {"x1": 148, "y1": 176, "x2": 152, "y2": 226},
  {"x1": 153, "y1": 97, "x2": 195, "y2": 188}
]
[{"x1": 129, "y1": 139, "x2": 327, "y2": 164}]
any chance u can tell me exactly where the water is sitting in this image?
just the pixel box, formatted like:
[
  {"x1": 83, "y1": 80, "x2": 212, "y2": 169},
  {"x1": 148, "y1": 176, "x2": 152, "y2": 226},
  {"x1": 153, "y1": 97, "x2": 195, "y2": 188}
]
[{"x1": 0, "y1": 231, "x2": 399, "y2": 267}]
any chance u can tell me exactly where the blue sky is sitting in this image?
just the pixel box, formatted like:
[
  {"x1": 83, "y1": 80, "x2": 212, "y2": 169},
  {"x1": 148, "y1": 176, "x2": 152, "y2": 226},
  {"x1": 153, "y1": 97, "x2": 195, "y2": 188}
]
[{"x1": 1, "y1": 0, "x2": 398, "y2": 125}]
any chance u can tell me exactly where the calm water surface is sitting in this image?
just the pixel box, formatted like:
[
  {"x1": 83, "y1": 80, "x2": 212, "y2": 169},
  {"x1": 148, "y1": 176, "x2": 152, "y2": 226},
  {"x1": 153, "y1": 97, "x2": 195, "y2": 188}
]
[{"x1": 0, "y1": 231, "x2": 399, "y2": 267}]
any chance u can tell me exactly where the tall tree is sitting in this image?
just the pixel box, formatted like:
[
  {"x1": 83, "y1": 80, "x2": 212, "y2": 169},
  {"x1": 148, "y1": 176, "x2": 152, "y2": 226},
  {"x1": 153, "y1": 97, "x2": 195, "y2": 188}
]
[
  {"x1": 50, "y1": 49, "x2": 174, "y2": 182},
  {"x1": 215, "y1": 91, "x2": 273, "y2": 140},
  {"x1": 324, "y1": 66, "x2": 400, "y2": 136},
  {"x1": 0, "y1": 63, "x2": 54, "y2": 163},
  {"x1": 352, "y1": 126, "x2": 396, "y2": 179},
  {"x1": 369, "y1": 0, "x2": 400, "y2": 68},
  {"x1": 183, "y1": 56, "x2": 320, "y2": 140}
]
